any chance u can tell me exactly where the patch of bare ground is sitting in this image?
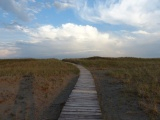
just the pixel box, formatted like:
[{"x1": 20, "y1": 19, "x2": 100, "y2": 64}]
[
  {"x1": 92, "y1": 70, "x2": 148, "y2": 120},
  {"x1": 39, "y1": 76, "x2": 78, "y2": 120},
  {"x1": 0, "y1": 74, "x2": 78, "y2": 120}
]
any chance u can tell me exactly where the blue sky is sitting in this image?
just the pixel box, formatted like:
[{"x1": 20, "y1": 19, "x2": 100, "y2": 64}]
[{"x1": 0, "y1": 0, "x2": 160, "y2": 58}]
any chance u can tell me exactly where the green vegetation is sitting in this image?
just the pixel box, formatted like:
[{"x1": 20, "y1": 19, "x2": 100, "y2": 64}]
[{"x1": 64, "y1": 57, "x2": 160, "y2": 119}]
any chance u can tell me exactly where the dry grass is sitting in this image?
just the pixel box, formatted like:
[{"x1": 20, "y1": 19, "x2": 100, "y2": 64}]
[
  {"x1": 0, "y1": 58, "x2": 79, "y2": 78},
  {"x1": 64, "y1": 57, "x2": 160, "y2": 119},
  {"x1": 0, "y1": 58, "x2": 79, "y2": 119}
]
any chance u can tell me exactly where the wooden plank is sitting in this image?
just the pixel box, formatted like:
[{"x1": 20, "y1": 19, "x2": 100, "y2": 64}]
[
  {"x1": 59, "y1": 118, "x2": 102, "y2": 120},
  {"x1": 62, "y1": 106, "x2": 101, "y2": 110},
  {"x1": 59, "y1": 114, "x2": 102, "y2": 119},
  {"x1": 65, "y1": 103, "x2": 99, "y2": 106},
  {"x1": 69, "y1": 94, "x2": 97, "y2": 97},
  {"x1": 63, "y1": 102, "x2": 99, "y2": 105},
  {"x1": 62, "y1": 109, "x2": 101, "y2": 112},
  {"x1": 61, "y1": 112, "x2": 102, "y2": 115},
  {"x1": 72, "y1": 90, "x2": 97, "y2": 93},
  {"x1": 67, "y1": 100, "x2": 99, "y2": 102},
  {"x1": 68, "y1": 97, "x2": 98, "y2": 100}
]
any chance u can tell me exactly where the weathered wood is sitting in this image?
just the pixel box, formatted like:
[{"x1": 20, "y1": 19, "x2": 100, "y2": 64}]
[
  {"x1": 58, "y1": 65, "x2": 102, "y2": 120},
  {"x1": 62, "y1": 109, "x2": 101, "y2": 112},
  {"x1": 62, "y1": 107, "x2": 101, "y2": 110},
  {"x1": 59, "y1": 114, "x2": 102, "y2": 119}
]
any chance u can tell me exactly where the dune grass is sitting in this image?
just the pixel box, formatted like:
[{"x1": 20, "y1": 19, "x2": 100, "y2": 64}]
[
  {"x1": 0, "y1": 58, "x2": 79, "y2": 119},
  {"x1": 0, "y1": 58, "x2": 79, "y2": 78},
  {"x1": 63, "y1": 57, "x2": 160, "y2": 119}
]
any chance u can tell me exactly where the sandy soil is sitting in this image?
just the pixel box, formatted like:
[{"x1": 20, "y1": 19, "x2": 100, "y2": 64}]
[
  {"x1": 39, "y1": 76, "x2": 78, "y2": 120},
  {"x1": 92, "y1": 70, "x2": 148, "y2": 120},
  {"x1": 0, "y1": 74, "x2": 78, "y2": 120}
]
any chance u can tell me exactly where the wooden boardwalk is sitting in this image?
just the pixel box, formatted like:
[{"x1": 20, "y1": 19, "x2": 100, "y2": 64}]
[{"x1": 59, "y1": 65, "x2": 102, "y2": 120}]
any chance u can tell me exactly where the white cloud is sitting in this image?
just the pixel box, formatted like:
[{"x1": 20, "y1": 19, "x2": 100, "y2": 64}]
[
  {"x1": 0, "y1": 49, "x2": 16, "y2": 57},
  {"x1": 0, "y1": 0, "x2": 50, "y2": 21},
  {"x1": 54, "y1": 0, "x2": 76, "y2": 10},
  {"x1": 11, "y1": 23, "x2": 124, "y2": 58},
  {"x1": 53, "y1": 0, "x2": 84, "y2": 10},
  {"x1": 0, "y1": 0, "x2": 35, "y2": 21},
  {"x1": 125, "y1": 36, "x2": 135, "y2": 40},
  {"x1": 132, "y1": 30, "x2": 150, "y2": 35},
  {"x1": 17, "y1": 23, "x2": 110, "y2": 43},
  {"x1": 58, "y1": 0, "x2": 160, "y2": 30},
  {"x1": 0, "y1": 42, "x2": 18, "y2": 58}
]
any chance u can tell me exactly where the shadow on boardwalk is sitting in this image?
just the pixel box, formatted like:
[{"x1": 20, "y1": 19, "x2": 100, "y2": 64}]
[{"x1": 7, "y1": 73, "x2": 35, "y2": 120}]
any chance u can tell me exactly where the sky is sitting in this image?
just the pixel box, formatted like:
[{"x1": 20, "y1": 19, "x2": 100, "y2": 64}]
[{"x1": 0, "y1": 0, "x2": 160, "y2": 59}]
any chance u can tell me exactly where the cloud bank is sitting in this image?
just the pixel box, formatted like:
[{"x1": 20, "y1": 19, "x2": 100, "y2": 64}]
[
  {"x1": 1, "y1": 23, "x2": 160, "y2": 58},
  {"x1": 13, "y1": 23, "x2": 114, "y2": 58}
]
